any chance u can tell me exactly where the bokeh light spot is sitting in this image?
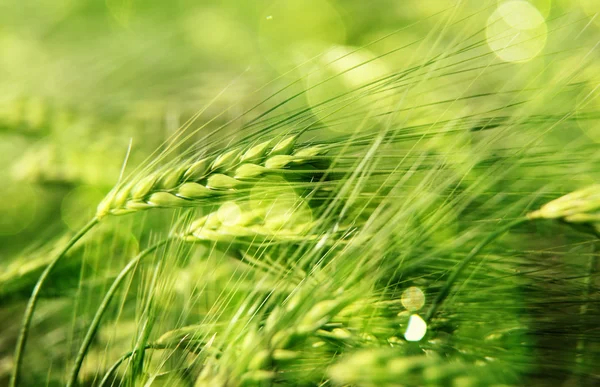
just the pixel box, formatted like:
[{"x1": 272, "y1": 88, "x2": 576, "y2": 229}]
[
  {"x1": 401, "y1": 286, "x2": 425, "y2": 312},
  {"x1": 499, "y1": 0, "x2": 545, "y2": 28},
  {"x1": 185, "y1": 9, "x2": 253, "y2": 61},
  {"x1": 580, "y1": 0, "x2": 600, "y2": 23},
  {"x1": 306, "y1": 45, "x2": 391, "y2": 133},
  {"x1": 218, "y1": 201, "x2": 242, "y2": 226},
  {"x1": 259, "y1": 0, "x2": 346, "y2": 74},
  {"x1": 487, "y1": 1, "x2": 547, "y2": 63},
  {"x1": 250, "y1": 176, "x2": 295, "y2": 208},
  {"x1": 264, "y1": 193, "x2": 313, "y2": 233},
  {"x1": 61, "y1": 186, "x2": 104, "y2": 231},
  {"x1": 502, "y1": 0, "x2": 552, "y2": 17},
  {"x1": 404, "y1": 314, "x2": 427, "y2": 342}
]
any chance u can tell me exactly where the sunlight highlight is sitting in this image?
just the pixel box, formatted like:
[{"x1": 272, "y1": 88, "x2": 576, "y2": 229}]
[
  {"x1": 486, "y1": 0, "x2": 547, "y2": 63},
  {"x1": 404, "y1": 314, "x2": 427, "y2": 342},
  {"x1": 401, "y1": 286, "x2": 425, "y2": 312},
  {"x1": 218, "y1": 201, "x2": 242, "y2": 226}
]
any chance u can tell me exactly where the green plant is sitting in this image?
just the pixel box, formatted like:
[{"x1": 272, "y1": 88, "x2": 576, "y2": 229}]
[{"x1": 2, "y1": 1, "x2": 600, "y2": 386}]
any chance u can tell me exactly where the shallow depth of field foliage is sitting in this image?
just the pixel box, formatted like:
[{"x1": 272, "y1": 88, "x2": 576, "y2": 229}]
[{"x1": 1, "y1": 0, "x2": 599, "y2": 386}]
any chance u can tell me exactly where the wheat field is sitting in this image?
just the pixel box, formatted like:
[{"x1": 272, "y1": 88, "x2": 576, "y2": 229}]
[{"x1": 1, "y1": 1, "x2": 599, "y2": 386}]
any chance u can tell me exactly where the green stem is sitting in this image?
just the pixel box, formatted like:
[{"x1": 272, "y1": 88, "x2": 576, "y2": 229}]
[
  {"x1": 98, "y1": 343, "x2": 168, "y2": 387},
  {"x1": 131, "y1": 260, "x2": 162, "y2": 384},
  {"x1": 66, "y1": 238, "x2": 173, "y2": 387},
  {"x1": 425, "y1": 217, "x2": 528, "y2": 322},
  {"x1": 10, "y1": 218, "x2": 98, "y2": 387},
  {"x1": 575, "y1": 240, "x2": 598, "y2": 379},
  {"x1": 98, "y1": 329, "x2": 215, "y2": 386},
  {"x1": 130, "y1": 312, "x2": 156, "y2": 385}
]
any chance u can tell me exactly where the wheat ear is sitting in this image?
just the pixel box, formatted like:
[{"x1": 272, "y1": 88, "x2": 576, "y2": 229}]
[
  {"x1": 96, "y1": 136, "x2": 329, "y2": 218},
  {"x1": 180, "y1": 197, "x2": 319, "y2": 244},
  {"x1": 196, "y1": 290, "x2": 353, "y2": 385},
  {"x1": 329, "y1": 350, "x2": 500, "y2": 386},
  {"x1": 528, "y1": 184, "x2": 600, "y2": 236}
]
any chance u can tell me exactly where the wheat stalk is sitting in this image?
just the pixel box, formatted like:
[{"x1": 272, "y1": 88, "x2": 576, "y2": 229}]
[
  {"x1": 9, "y1": 218, "x2": 98, "y2": 387},
  {"x1": 65, "y1": 239, "x2": 172, "y2": 387},
  {"x1": 68, "y1": 203, "x2": 328, "y2": 384}
]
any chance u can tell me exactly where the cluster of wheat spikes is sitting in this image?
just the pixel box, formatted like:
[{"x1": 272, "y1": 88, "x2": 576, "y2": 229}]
[{"x1": 3, "y1": 3, "x2": 600, "y2": 387}]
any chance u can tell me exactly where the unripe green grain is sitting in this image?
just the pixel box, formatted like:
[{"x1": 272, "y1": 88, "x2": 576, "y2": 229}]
[
  {"x1": 211, "y1": 149, "x2": 239, "y2": 170},
  {"x1": 272, "y1": 349, "x2": 299, "y2": 361},
  {"x1": 248, "y1": 350, "x2": 271, "y2": 370},
  {"x1": 159, "y1": 168, "x2": 184, "y2": 189},
  {"x1": 95, "y1": 135, "x2": 332, "y2": 218},
  {"x1": 148, "y1": 192, "x2": 189, "y2": 207},
  {"x1": 528, "y1": 184, "x2": 600, "y2": 235},
  {"x1": 241, "y1": 140, "x2": 271, "y2": 162},
  {"x1": 234, "y1": 163, "x2": 267, "y2": 179},
  {"x1": 177, "y1": 182, "x2": 215, "y2": 199},
  {"x1": 293, "y1": 145, "x2": 327, "y2": 161},
  {"x1": 113, "y1": 182, "x2": 133, "y2": 208},
  {"x1": 265, "y1": 155, "x2": 294, "y2": 169},
  {"x1": 183, "y1": 158, "x2": 210, "y2": 181},
  {"x1": 240, "y1": 370, "x2": 275, "y2": 384},
  {"x1": 181, "y1": 196, "x2": 316, "y2": 245},
  {"x1": 206, "y1": 174, "x2": 242, "y2": 190},
  {"x1": 298, "y1": 299, "x2": 343, "y2": 333},
  {"x1": 528, "y1": 185, "x2": 600, "y2": 221},
  {"x1": 269, "y1": 136, "x2": 296, "y2": 156},
  {"x1": 125, "y1": 200, "x2": 152, "y2": 211},
  {"x1": 130, "y1": 174, "x2": 158, "y2": 199}
]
